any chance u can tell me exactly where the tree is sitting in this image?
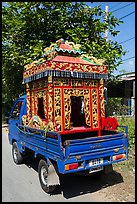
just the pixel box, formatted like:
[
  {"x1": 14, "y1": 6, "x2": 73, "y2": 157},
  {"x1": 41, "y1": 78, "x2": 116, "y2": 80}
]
[{"x1": 2, "y1": 2, "x2": 126, "y2": 114}]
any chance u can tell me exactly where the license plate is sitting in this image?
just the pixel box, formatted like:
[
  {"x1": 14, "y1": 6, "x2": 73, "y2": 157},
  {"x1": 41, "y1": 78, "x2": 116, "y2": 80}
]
[{"x1": 89, "y1": 158, "x2": 103, "y2": 166}]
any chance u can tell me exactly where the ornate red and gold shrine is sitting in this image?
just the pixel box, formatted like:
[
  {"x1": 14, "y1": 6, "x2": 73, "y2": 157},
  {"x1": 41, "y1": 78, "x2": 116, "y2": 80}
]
[{"x1": 22, "y1": 38, "x2": 112, "y2": 135}]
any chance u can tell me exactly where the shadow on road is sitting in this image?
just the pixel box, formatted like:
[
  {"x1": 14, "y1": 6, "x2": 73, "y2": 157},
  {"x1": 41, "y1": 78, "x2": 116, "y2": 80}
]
[
  {"x1": 24, "y1": 158, "x2": 123, "y2": 199},
  {"x1": 54, "y1": 171, "x2": 123, "y2": 199}
]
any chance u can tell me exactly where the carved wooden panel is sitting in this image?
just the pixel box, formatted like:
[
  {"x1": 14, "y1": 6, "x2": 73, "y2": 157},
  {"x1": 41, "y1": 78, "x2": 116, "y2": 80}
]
[
  {"x1": 47, "y1": 77, "x2": 54, "y2": 131},
  {"x1": 83, "y1": 90, "x2": 90, "y2": 127},
  {"x1": 84, "y1": 79, "x2": 98, "y2": 87},
  {"x1": 54, "y1": 88, "x2": 62, "y2": 131},
  {"x1": 99, "y1": 79, "x2": 105, "y2": 117},
  {"x1": 53, "y1": 78, "x2": 69, "y2": 86},
  {"x1": 26, "y1": 89, "x2": 31, "y2": 120},
  {"x1": 64, "y1": 88, "x2": 91, "y2": 130},
  {"x1": 92, "y1": 89, "x2": 99, "y2": 128},
  {"x1": 72, "y1": 79, "x2": 83, "y2": 86}
]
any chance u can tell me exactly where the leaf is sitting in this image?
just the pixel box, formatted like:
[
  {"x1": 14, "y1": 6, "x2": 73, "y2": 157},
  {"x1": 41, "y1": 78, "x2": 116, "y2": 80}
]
[
  {"x1": 52, "y1": 8, "x2": 60, "y2": 12},
  {"x1": 2, "y1": 2, "x2": 126, "y2": 114}
]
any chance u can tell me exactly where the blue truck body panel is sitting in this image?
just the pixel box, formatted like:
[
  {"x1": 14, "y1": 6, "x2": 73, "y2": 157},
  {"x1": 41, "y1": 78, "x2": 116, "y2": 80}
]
[{"x1": 8, "y1": 95, "x2": 128, "y2": 175}]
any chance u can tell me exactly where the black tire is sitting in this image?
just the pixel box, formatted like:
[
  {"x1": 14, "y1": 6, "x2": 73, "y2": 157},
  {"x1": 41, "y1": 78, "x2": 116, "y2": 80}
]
[
  {"x1": 12, "y1": 142, "x2": 24, "y2": 164},
  {"x1": 38, "y1": 159, "x2": 56, "y2": 193}
]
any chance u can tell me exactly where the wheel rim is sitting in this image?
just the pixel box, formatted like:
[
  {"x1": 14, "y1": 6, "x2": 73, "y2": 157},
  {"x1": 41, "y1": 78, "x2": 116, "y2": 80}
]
[
  {"x1": 13, "y1": 147, "x2": 18, "y2": 161},
  {"x1": 41, "y1": 166, "x2": 48, "y2": 186}
]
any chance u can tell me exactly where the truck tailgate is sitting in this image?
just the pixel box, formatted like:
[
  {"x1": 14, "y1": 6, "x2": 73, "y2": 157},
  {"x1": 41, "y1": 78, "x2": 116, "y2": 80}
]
[{"x1": 63, "y1": 132, "x2": 128, "y2": 160}]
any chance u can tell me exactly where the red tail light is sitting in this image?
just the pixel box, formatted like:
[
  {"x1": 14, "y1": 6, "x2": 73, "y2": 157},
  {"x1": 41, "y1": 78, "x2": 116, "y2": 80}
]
[
  {"x1": 112, "y1": 154, "x2": 126, "y2": 161},
  {"x1": 65, "y1": 163, "x2": 78, "y2": 171}
]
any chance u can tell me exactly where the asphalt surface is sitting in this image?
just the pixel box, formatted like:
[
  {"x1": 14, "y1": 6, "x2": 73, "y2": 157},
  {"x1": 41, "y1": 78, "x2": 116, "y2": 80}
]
[{"x1": 2, "y1": 126, "x2": 109, "y2": 202}]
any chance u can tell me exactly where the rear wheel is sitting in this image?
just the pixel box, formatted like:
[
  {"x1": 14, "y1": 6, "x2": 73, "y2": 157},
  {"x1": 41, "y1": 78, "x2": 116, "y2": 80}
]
[
  {"x1": 38, "y1": 159, "x2": 56, "y2": 193},
  {"x1": 12, "y1": 142, "x2": 24, "y2": 164}
]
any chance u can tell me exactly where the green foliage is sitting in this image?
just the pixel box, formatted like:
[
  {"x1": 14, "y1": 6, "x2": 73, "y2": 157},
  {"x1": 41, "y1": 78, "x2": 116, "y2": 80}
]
[
  {"x1": 117, "y1": 117, "x2": 135, "y2": 150},
  {"x1": 113, "y1": 116, "x2": 135, "y2": 171},
  {"x1": 114, "y1": 116, "x2": 135, "y2": 171},
  {"x1": 2, "y1": 2, "x2": 126, "y2": 114},
  {"x1": 106, "y1": 98, "x2": 128, "y2": 116}
]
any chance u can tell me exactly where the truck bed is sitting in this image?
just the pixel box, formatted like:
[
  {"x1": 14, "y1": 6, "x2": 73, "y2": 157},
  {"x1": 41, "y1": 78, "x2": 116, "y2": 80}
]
[
  {"x1": 61, "y1": 130, "x2": 127, "y2": 159},
  {"x1": 58, "y1": 129, "x2": 128, "y2": 173},
  {"x1": 17, "y1": 124, "x2": 128, "y2": 174}
]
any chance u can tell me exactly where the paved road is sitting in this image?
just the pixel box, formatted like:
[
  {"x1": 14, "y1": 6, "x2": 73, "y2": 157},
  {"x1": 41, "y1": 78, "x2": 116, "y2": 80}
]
[{"x1": 2, "y1": 127, "x2": 110, "y2": 202}]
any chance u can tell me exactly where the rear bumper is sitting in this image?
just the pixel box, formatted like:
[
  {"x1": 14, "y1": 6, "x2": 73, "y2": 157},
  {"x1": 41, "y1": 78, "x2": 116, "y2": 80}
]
[{"x1": 57, "y1": 150, "x2": 128, "y2": 174}]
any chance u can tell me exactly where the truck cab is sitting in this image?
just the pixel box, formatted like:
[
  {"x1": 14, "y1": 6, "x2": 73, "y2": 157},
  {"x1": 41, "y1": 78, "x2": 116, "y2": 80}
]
[{"x1": 8, "y1": 95, "x2": 26, "y2": 144}]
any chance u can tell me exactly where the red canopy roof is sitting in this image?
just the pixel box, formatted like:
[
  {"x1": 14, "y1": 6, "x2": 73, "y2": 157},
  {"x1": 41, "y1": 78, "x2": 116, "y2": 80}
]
[
  {"x1": 59, "y1": 43, "x2": 73, "y2": 50},
  {"x1": 53, "y1": 55, "x2": 96, "y2": 65}
]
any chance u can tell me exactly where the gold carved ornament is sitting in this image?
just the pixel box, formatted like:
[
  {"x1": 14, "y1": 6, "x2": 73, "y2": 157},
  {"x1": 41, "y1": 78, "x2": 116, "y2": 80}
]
[
  {"x1": 92, "y1": 89, "x2": 99, "y2": 128},
  {"x1": 54, "y1": 88, "x2": 62, "y2": 131},
  {"x1": 64, "y1": 89, "x2": 91, "y2": 130},
  {"x1": 21, "y1": 115, "x2": 55, "y2": 138},
  {"x1": 99, "y1": 79, "x2": 105, "y2": 117}
]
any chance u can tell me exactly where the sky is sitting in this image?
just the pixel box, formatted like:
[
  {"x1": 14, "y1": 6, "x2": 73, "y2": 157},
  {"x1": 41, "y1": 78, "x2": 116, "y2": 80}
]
[{"x1": 85, "y1": 2, "x2": 135, "y2": 76}]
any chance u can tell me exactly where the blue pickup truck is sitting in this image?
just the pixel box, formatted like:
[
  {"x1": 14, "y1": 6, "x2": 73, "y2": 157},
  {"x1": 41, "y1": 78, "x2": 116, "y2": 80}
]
[{"x1": 7, "y1": 94, "x2": 128, "y2": 193}]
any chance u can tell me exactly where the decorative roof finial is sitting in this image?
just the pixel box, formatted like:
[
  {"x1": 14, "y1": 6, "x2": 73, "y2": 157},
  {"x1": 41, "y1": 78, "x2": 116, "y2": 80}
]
[{"x1": 56, "y1": 38, "x2": 65, "y2": 46}]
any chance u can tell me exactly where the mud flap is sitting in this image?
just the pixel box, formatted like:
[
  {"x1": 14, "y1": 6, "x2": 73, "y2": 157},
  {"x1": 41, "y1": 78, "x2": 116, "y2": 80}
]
[
  {"x1": 47, "y1": 164, "x2": 60, "y2": 187},
  {"x1": 104, "y1": 164, "x2": 113, "y2": 174}
]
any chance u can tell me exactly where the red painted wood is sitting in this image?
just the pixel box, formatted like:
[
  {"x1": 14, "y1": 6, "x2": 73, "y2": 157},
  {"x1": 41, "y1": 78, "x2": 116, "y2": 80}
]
[
  {"x1": 61, "y1": 87, "x2": 65, "y2": 132},
  {"x1": 89, "y1": 88, "x2": 93, "y2": 129},
  {"x1": 96, "y1": 88, "x2": 101, "y2": 136},
  {"x1": 60, "y1": 127, "x2": 100, "y2": 135},
  {"x1": 53, "y1": 56, "x2": 96, "y2": 65}
]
